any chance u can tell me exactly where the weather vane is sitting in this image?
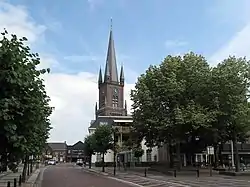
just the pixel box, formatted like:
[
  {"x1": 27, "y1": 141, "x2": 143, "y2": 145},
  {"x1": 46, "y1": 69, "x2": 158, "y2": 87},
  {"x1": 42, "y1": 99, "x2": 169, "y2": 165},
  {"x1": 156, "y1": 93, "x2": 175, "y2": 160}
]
[{"x1": 110, "y1": 17, "x2": 113, "y2": 30}]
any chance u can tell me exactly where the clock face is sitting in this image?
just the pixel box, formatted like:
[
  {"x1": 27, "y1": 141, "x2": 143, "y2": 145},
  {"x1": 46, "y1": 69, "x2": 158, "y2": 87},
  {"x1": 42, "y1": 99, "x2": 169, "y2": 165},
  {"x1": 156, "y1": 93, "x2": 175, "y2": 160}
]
[{"x1": 113, "y1": 88, "x2": 118, "y2": 95}]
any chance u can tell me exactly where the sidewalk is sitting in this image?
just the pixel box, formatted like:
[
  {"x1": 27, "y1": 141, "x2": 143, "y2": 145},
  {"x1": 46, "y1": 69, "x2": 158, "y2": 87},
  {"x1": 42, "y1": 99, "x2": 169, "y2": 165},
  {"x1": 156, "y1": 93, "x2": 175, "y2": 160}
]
[
  {"x1": 0, "y1": 165, "x2": 24, "y2": 187},
  {"x1": 83, "y1": 166, "x2": 250, "y2": 187}
]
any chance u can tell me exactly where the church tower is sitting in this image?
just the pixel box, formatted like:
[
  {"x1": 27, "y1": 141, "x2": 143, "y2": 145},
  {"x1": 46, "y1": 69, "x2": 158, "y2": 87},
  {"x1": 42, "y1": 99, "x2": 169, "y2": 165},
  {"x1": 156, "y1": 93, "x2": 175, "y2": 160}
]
[{"x1": 95, "y1": 19, "x2": 127, "y2": 117}]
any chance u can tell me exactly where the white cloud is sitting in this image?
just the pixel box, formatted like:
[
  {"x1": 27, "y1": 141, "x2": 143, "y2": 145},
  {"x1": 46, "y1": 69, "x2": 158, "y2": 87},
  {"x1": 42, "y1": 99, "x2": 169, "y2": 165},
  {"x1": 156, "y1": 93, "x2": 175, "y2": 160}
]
[
  {"x1": 0, "y1": 1, "x2": 135, "y2": 145},
  {"x1": 209, "y1": 0, "x2": 250, "y2": 65},
  {"x1": 210, "y1": 23, "x2": 250, "y2": 65},
  {"x1": 64, "y1": 55, "x2": 101, "y2": 63},
  {"x1": 0, "y1": 1, "x2": 46, "y2": 44},
  {"x1": 165, "y1": 40, "x2": 188, "y2": 48},
  {"x1": 87, "y1": 0, "x2": 103, "y2": 11}
]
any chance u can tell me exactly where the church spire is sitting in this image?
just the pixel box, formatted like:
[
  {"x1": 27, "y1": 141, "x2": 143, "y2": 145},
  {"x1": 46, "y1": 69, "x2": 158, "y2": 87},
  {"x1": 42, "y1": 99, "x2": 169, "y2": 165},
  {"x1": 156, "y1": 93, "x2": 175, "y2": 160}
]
[
  {"x1": 104, "y1": 18, "x2": 119, "y2": 83},
  {"x1": 98, "y1": 66, "x2": 103, "y2": 87},
  {"x1": 120, "y1": 64, "x2": 124, "y2": 86}
]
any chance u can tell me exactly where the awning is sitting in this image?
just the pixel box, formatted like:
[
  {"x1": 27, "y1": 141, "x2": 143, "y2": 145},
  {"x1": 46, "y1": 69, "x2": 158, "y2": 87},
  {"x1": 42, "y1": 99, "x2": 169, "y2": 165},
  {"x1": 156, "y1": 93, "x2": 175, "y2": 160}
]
[{"x1": 113, "y1": 120, "x2": 133, "y2": 123}]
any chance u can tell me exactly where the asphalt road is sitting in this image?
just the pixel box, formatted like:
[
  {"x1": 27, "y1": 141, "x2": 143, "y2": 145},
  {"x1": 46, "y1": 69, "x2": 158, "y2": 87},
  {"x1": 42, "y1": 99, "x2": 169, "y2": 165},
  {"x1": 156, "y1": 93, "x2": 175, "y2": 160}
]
[{"x1": 41, "y1": 164, "x2": 134, "y2": 187}]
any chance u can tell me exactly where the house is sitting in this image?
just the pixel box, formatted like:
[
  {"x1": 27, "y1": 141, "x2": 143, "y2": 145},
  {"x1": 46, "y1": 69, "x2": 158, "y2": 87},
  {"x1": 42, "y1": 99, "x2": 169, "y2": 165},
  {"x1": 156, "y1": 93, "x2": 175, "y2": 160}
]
[
  {"x1": 67, "y1": 141, "x2": 85, "y2": 162},
  {"x1": 47, "y1": 142, "x2": 67, "y2": 162}
]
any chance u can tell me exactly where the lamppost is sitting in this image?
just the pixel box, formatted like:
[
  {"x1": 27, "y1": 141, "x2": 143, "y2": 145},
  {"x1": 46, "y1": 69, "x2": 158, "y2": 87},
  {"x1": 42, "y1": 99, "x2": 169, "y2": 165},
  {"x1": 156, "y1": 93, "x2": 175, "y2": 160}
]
[{"x1": 113, "y1": 126, "x2": 119, "y2": 176}]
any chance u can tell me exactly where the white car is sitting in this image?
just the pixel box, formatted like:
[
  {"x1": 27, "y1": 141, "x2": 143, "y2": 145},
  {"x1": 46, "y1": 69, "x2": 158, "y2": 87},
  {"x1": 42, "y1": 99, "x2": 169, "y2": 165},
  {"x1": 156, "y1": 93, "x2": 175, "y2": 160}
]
[
  {"x1": 48, "y1": 160, "x2": 56, "y2": 165},
  {"x1": 76, "y1": 159, "x2": 83, "y2": 166}
]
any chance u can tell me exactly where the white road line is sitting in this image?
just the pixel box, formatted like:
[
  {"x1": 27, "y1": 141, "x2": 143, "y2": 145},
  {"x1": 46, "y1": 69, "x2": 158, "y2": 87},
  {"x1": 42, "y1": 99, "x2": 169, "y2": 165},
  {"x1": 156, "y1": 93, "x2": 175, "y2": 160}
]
[
  {"x1": 147, "y1": 183, "x2": 168, "y2": 187},
  {"x1": 108, "y1": 176, "x2": 144, "y2": 187}
]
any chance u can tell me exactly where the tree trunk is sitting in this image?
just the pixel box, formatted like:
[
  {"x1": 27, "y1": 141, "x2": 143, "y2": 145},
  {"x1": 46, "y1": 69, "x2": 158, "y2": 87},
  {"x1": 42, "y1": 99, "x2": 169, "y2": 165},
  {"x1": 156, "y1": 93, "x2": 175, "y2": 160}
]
[
  {"x1": 1, "y1": 152, "x2": 8, "y2": 172},
  {"x1": 214, "y1": 144, "x2": 218, "y2": 168},
  {"x1": 89, "y1": 155, "x2": 92, "y2": 169},
  {"x1": 22, "y1": 155, "x2": 28, "y2": 182},
  {"x1": 233, "y1": 133, "x2": 240, "y2": 172},
  {"x1": 218, "y1": 143, "x2": 223, "y2": 166},
  {"x1": 176, "y1": 141, "x2": 182, "y2": 171},
  {"x1": 102, "y1": 152, "x2": 105, "y2": 172},
  {"x1": 30, "y1": 160, "x2": 33, "y2": 173}
]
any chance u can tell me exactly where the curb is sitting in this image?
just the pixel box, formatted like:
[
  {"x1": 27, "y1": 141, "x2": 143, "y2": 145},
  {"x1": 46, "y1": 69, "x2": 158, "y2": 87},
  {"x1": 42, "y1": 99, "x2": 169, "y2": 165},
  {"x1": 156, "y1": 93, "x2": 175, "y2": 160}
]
[
  {"x1": 23, "y1": 166, "x2": 47, "y2": 187},
  {"x1": 0, "y1": 172, "x2": 11, "y2": 179},
  {"x1": 81, "y1": 168, "x2": 109, "y2": 176}
]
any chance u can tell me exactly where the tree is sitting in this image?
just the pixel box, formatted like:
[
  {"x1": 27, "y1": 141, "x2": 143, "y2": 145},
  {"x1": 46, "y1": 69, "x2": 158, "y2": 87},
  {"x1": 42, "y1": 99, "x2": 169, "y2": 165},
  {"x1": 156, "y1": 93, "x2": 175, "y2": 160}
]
[
  {"x1": 210, "y1": 57, "x2": 250, "y2": 171},
  {"x1": 83, "y1": 134, "x2": 96, "y2": 169},
  {"x1": 133, "y1": 146, "x2": 144, "y2": 163},
  {"x1": 0, "y1": 29, "x2": 53, "y2": 175},
  {"x1": 93, "y1": 125, "x2": 113, "y2": 172},
  {"x1": 131, "y1": 52, "x2": 215, "y2": 169}
]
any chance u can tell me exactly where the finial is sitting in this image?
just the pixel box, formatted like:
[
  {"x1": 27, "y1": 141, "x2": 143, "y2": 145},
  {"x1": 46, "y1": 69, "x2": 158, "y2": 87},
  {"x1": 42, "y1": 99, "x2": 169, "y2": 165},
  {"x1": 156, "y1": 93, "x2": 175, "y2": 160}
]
[{"x1": 110, "y1": 17, "x2": 113, "y2": 31}]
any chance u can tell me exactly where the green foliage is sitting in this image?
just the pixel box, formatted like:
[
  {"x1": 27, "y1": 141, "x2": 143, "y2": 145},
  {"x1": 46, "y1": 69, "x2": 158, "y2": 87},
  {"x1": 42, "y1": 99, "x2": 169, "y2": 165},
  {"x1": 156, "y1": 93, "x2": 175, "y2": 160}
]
[
  {"x1": 83, "y1": 134, "x2": 96, "y2": 156},
  {"x1": 131, "y1": 52, "x2": 213, "y2": 147},
  {"x1": 0, "y1": 29, "x2": 53, "y2": 171},
  {"x1": 131, "y1": 52, "x2": 250, "y2": 154},
  {"x1": 210, "y1": 57, "x2": 250, "y2": 142},
  {"x1": 93, "y1": 125, "x2": 113, "y2": 154},
  {"x1": 133, "y1": 147, "x2": 144, "y2": 158}
]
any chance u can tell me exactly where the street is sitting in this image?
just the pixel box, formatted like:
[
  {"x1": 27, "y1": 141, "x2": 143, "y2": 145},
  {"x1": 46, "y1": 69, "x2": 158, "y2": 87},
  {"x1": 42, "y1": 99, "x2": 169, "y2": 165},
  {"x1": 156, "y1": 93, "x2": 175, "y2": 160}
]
[
  {"x1": 40, "y1": 164, "x2": 250, "y2": 187},
  {"x1": 41, "y1": 164, "x2": 135, "y2": 187}
]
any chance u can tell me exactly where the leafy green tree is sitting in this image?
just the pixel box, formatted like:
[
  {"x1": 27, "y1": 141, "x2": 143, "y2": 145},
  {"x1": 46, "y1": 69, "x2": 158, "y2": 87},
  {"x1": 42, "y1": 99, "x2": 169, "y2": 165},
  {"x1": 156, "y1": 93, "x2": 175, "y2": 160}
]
[
  {"x1": 0, "y1": 29, "x2": 52, "y2": 176},
  {"x1": 83, "y1": 134, "x2": 96, "y2": 169},
  {"x1": 131, "y1": 52, "x2": 215, "y2": 169},
  {"x1": 133, "y1": 147, "x2": 144, "y2": 163},
  {"x1": 93, "y1": 125, "x2": 113, "y2": 172},
  {"x1": 210, "y1": 57, "x2": 250, "y2": 171}
]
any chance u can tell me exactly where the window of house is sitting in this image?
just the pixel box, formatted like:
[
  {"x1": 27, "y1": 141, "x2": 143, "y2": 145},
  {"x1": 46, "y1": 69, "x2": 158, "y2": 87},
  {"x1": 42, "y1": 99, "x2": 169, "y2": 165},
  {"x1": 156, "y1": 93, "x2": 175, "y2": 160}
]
[
  {"x1": 96, "y1": 153, "x2": 102, "y2": 162},
  {"x1": 154, "y1": 155, "x2": 157, "y2": 162},
  {"x1": 146, "y1": 150, "x2": 152, "y2": 162}
]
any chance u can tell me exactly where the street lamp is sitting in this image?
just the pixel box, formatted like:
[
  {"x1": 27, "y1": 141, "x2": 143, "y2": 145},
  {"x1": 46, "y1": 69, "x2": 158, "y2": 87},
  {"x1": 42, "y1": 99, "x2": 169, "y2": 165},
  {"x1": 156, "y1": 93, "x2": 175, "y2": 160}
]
[{"x1": 113, "y1": 126, "x2": 119, "y2": 176}]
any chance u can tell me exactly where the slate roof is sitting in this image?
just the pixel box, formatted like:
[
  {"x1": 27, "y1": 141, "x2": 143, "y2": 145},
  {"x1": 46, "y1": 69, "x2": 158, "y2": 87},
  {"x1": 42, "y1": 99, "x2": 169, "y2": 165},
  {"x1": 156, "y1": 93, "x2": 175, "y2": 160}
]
[
  {"x1": 89, "y1": 115, "x2": 133, "y2": 129},
  {"x1": 104, "y1": 28, "x2": 119, "y2": 82},
  {"x1": 47, "y1": 142, "x2": 67, "y2": 151},
  {"x1": 67, "y1": 141, "x2": 85, "y2": 150}
]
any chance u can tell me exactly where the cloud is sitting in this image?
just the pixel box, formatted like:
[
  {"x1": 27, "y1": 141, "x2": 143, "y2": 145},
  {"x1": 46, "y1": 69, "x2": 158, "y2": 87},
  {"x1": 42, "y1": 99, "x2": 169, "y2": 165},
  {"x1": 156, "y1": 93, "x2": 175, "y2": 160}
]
[
  {"x1": 0, "y1": 1, "x2": 46, "y2": 44},
  {"x1": 44, "y1": 72, "x2": 134, "y2": 143},
  {"x1": 208, "y1": 0, "x2": 250, "y2": 66},
  {"x1": 0, "y1": 1, "x2": 135, "y2": 145},
  {"x1": 64, "y1": 55, "x2": 101, "y2": 63},
  {"x1": 164, "y1": 40, "x2": 188, "y2": 48},
  {"x1": 210, "y1": 23, "x2": 250, "y2": 65},
  {"x1": 87, "y1": 0, "x2": 103, "y2": 11}
]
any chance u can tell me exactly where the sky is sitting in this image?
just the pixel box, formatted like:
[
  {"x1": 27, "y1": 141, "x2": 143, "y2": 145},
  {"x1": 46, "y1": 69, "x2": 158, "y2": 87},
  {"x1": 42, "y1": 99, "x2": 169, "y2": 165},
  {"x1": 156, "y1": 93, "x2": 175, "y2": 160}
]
[{"x1": 0, "y1": 0, "x2": 250, "y2": 145}]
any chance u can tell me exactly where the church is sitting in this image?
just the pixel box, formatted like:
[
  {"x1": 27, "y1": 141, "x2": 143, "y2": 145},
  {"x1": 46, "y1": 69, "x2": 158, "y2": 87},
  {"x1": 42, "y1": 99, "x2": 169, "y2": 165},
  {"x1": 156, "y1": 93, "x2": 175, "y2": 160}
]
[{"x1": 88, "y1": 21, "x2": 159, "y2": 165}]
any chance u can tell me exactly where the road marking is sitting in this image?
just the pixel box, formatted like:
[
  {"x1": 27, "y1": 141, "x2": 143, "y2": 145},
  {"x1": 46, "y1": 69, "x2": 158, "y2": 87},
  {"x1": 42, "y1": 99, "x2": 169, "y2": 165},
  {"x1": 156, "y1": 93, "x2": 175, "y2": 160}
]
[
  {"x1": 147, "y1": 183, "x2": 167, "y2": 187},
  {"x1": 108, "y1": 176, "x2": 144, "y2": 187}
]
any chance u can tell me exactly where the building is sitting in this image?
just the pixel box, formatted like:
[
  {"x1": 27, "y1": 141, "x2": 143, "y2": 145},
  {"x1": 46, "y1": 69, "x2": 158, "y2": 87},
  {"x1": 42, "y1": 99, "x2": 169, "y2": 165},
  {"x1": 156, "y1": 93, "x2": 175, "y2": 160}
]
[
  {"x1": 46, "y1": 142, "x2": 67, "y2": 162},
  {"x1": 67, "y1": 141, "x2": 85, "y2": 162},
  {"x1": 88, "y1": 21, "x2": 159, "y2": 165}
]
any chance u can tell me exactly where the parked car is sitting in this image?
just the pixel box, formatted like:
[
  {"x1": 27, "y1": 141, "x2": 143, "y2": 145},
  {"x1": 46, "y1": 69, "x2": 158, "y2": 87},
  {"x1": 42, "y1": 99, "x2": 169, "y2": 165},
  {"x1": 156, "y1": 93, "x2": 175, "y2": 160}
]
[
  {"x1": 48, "y1": 160, "x2": 56, "y2": 165},
  {"x1": 76, "y1": 159, "x2": 83, "y2": 166}
]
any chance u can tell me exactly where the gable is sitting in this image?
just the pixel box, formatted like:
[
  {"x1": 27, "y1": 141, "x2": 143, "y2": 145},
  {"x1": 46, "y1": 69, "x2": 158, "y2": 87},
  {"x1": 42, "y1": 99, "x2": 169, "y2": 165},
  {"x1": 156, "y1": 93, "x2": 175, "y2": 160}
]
[{"x1": 71, "y1": 141, "x2": 85, "y2": 150}]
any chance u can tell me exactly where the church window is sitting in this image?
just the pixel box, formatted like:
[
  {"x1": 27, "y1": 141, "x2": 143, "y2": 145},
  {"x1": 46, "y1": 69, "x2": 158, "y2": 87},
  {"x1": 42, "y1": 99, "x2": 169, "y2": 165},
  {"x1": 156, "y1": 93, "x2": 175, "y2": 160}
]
[{"x1": 112, "y1": 95, "x2": 118, "y2": 107}]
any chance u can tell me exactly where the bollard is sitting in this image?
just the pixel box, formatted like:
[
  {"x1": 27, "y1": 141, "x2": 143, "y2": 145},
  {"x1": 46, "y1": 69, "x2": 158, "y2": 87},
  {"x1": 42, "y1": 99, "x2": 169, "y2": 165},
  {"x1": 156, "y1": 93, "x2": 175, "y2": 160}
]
[
  {"x1": 196, "y1": 169, "x2": 199, "y2": 178},
  {"x1": 174, "y1": 170, "x2": 176, "y2": 177},
  {"x1": 14, "y1": 178, "x2": 17, "y2": 187},
  {"x1": 209, "y1": 165, "x2": 212, "y2": 177},
  {"x1": 18, "y1": 175, "x2": 22, "y2": 186},
  {"x1": 144, "y1": 168, "x2": 147, "y2": 177},
  {"x1": 7, "y1": 181, "x2": 10, "y2": 187}
]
